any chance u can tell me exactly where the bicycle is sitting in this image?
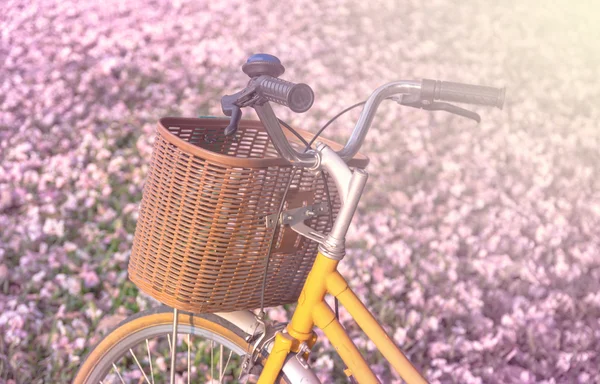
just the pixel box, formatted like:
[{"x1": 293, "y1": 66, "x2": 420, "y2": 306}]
[{"x1": 74, "y1": 53, "x2": 505, "y2": 383}]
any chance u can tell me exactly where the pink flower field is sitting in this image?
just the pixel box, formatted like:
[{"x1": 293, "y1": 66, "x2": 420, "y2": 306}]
[{"x1": 1, "y1": 0, "x2": 599, "y2": 382}]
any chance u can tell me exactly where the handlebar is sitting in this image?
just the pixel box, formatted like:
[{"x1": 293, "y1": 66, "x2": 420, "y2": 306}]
[
  {"x1": 221, "y1": 54, "x2": 505, "y2": 168},
  {"x1": 224, "y1": 79, "x2": 425, "y2": 167}
]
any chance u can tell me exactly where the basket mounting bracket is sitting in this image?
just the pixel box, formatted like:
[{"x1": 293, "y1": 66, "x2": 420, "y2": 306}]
[{"x1": 265, "y1": 203, "x2": 329, "y2": 244}]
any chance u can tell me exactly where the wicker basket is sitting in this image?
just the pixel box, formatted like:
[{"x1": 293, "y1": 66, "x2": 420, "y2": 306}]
[{"x1": 128, "y1": 117, "x2": 368, "y2": 313}]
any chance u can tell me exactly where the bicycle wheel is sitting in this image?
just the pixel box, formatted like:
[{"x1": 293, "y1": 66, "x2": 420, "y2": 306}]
[{"x1": 74, "y1": 307, "x2": 289, "y2": 384}]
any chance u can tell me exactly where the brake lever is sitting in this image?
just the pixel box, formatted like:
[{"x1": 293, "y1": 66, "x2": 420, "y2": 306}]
[
  {"x1": 425, "y1": 102, "x2": 481, "y2": 123},
  {"x1": 224, "y1": 106, "x2": 242, "y2": 136},
  {"x1": 393, "y1": 95, "x2": 481, "y2": 123},
  {"x1": 221, "y1": 85, "x2": 262, "y2": 136}
]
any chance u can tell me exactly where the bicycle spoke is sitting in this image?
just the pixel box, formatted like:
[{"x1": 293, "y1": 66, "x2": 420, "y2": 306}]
[
  {"x1": 211, "y1": 340, "x2": 214, "y2": 381},
  {"x1": 219, "y1": 344, "x2": 224, "y2": 383},
  {"x1": 187, "y1": 334, "x2": 191, "y2": 384},
  {"x1": 129, "y1": 348, "x2": 151, "y2": 384},
  {"x1": 219, "y1": 350, "x2": 233, "y2": 384},
  {"x1": 112, "y1": 363, "x2": 126, "y2": 384},
  {"x1": 146, "y1": 339, "x2": 155, "y2": 384}
]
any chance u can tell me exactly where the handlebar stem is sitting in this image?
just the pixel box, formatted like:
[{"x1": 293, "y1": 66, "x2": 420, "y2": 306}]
[
  {"x1": 314, "y1": 142, "x2": 352, "y2": 204},
  {"x1": 315, "y1": 143, "x2": 369, "y2": 260}
]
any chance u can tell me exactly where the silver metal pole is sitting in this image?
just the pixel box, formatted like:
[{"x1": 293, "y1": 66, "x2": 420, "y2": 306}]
[{"x1": 170, "y1": 308, "x2": 179, "y2": 384}]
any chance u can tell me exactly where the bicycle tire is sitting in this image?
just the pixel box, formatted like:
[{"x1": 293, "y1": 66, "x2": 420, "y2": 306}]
[{"x1": 73, "y1": 306, "x2": 291, "y2": 384}]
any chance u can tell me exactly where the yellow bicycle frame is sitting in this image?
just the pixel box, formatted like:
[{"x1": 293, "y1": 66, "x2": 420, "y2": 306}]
[{"x1": 257, "y1": 252, "x2": 428, "y2": 383}]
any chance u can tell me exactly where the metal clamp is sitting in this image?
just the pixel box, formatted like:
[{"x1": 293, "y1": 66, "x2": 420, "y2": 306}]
[
  {"x1": 295, "y1": 342, "x2": 311, "y2": 369},
  {"x1": 265, "y1": 203, "x2": 329, "y2": 244},
  {"x1": 240, "y1": 317, "x2": 287, "y2": 382}
]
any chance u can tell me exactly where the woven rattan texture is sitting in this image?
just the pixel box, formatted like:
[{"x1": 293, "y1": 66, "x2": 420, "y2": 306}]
[{"x1": 128, "y1": 118, "x2": 366, "y2": 313}]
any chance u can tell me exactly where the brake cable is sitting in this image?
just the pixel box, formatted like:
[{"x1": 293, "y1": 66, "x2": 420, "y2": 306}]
[
  {"x1": 305, "y1": 101, "x2": 367, "y2": 151},
  {"x1": 274, "y1": 94, "x2": 480, "y2": 322},
  {"x1": 277, "y1": 100, "x2": 366, "y2": 321}
]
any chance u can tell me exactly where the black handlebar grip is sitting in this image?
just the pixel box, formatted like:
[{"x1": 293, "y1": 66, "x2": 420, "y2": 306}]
[
  {"x1": 255, "y1": 75, "x2": 315, "y2": 113},
  {"x1": 421, "y1": 79, "x2": 505, "y2": 109}
]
